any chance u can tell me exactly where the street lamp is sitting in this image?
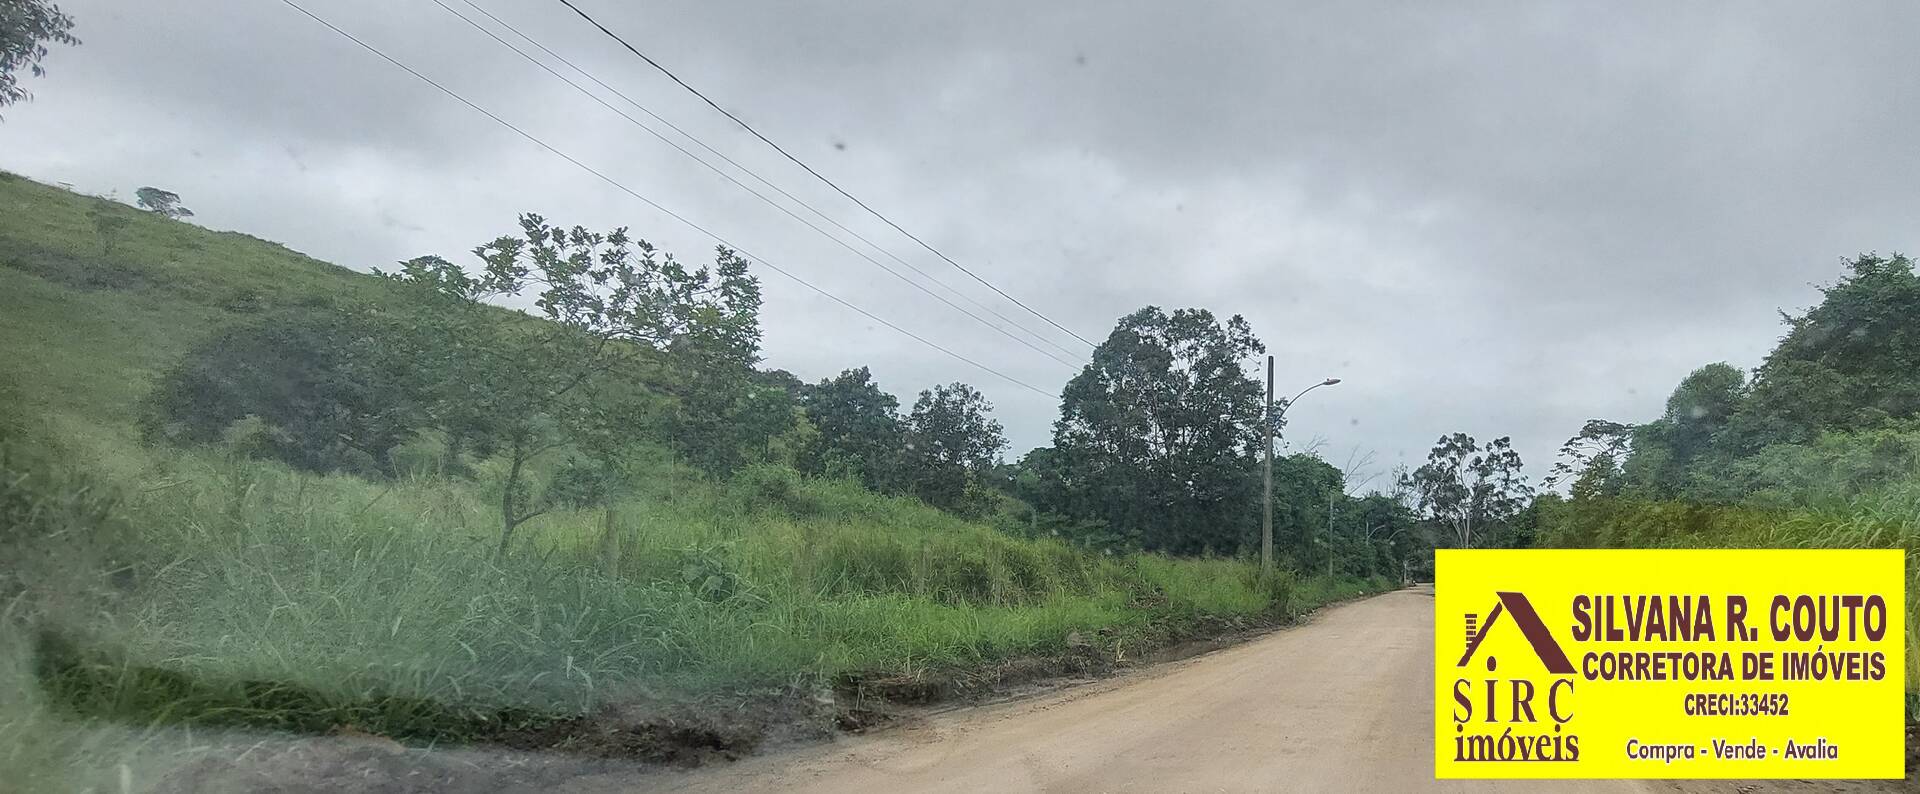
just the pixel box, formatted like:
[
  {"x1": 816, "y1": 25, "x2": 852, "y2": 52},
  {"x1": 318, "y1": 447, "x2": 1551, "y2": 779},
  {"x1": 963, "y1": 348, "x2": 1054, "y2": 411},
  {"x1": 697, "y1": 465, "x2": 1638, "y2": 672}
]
[{"x1": 1261, "y1": 360, "x2": 1342, "y2": 576}]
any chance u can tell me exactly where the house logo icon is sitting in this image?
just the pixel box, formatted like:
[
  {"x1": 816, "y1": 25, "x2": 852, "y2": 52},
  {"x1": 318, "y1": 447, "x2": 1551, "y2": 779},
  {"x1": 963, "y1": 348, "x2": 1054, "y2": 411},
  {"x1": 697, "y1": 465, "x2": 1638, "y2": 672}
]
[{"x1": 1457, "y1": 591, "x2": 1576, "y2": 675}]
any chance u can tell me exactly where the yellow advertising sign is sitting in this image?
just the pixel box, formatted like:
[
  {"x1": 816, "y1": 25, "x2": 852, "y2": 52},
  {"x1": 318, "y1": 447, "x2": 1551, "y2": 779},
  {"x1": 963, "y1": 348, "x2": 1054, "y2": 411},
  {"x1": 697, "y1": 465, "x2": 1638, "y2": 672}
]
[{"x1": 1433, "y1": 549, "x2": 1904, "y2": 779}]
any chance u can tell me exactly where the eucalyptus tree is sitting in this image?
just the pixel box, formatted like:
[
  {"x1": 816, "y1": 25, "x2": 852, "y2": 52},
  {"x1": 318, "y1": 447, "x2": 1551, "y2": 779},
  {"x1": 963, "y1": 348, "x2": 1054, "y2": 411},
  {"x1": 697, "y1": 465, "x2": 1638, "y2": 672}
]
[{"x1": 1406, "y1": 433, "x2": 1531, "y2": 549}]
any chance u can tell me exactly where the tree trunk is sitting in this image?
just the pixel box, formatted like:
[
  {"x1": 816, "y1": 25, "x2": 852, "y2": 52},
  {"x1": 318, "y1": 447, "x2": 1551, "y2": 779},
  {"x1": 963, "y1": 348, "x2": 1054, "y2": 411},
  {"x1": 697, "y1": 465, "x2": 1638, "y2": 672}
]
[{"x1": 496, "y1": 443, "x2": 526, "y2": 560}]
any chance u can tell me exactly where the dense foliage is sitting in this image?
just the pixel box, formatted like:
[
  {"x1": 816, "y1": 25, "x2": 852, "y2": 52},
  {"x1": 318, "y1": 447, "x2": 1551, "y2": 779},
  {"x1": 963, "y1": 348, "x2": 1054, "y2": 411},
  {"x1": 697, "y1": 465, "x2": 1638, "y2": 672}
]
[
  {"x1": 1535, "y1": 254, "x2": 1920, "y2": 701},
  {"x1": 0, "y1": 174, "x2": 1403, "y2": 789},
  {"x1": 797, "y1": 366, "x2": 903, "y2": 489},
  {"x1": 1550, "y1": 254, "x2": 1920, "y2": 507},
  {"x1": 1039, "y1": 307, "x2": 1266, "y2": 554},
  {"x1": 141, "y1": 304, "x2": 423, "y2": 477}
]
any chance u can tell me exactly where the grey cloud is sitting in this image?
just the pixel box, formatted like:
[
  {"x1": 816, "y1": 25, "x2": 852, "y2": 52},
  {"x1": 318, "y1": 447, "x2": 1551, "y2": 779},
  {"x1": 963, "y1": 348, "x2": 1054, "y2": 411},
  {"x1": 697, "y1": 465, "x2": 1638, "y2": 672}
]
[{"x1": 4, "y1": 0, "x2": 1918, "y2": 480}]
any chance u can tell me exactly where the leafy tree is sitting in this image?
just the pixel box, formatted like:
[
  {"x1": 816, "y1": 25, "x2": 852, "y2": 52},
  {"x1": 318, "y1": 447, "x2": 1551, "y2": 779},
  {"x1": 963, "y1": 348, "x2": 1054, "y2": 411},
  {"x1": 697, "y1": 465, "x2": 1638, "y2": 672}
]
[
  {"x1": 1343, "y1": 491, "x2": 1418, "y2": 577},
  {"x1": 902, "y1": 382, "x2": 1006, "y2": 516},
  {"x1": 648, "y1": 261, "x2": 771, "y2": 477},
  {"x1": 1665, "y1": 363, "x2": 1747, "y2": 431},
  {"x1": 1742, "y1": 253, "x2": 1920, "y2": 441},
  {"x1": 1270, "y1": 452, "x2": 1342, "y2": 570},
  {"x1": 1618, "y1": 363, "x2": 1747, "y2": 497},
  {"x1": 797, "y1": 366, "x2": 903, "y2": 490},
  {"x1": 1545, "y1": 419, "x2": 1633, "y2": 498},
  {"x1": 381, "y1": 215, "x2": 761, "y2": 557},
  {"x1": 1580, "y1": 255, "x2": 1920, "y2": 506},
  {"x1": 0, "y1": 0, "x2": 78, "y2": 116},
  {"x1": 738, "y1": 368, "x2": 807, "y2": 466},
  {"x1": 1003, "y1": 446, "x2": 1121, "y2": 548},
  {"x1": 144, "y1": 305, "x2": 423, "y2": 476},
  {"x1": 1049, "y1": 307, "x2": 1265, "y2": 554},
  {"x1": 547, "y1": 413, "x2": 671, "y2": 573},
  {"x1": 659, "y1": 354, "x2": 788, "y2": 477},
  {"x1": 1406, "y1": 433, "x2": 1531, "y2": 548},
  {"x1": 135, "y1": 186, "x2": 193, "y2": 219}
]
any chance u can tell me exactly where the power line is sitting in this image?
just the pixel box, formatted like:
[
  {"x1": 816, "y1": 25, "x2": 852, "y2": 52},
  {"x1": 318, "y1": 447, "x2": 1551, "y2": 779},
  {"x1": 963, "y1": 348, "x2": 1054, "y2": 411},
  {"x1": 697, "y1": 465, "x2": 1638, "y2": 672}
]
[
  {"x1": 552, "y1": 0, "x2": 1100, "y2": 350},
  {"x1": 427, "y1": 0, "x2": 1076, "y2": 368},
  {"x1": 276, "y1": 0, "x2": 1056, "y2": 400},
  {"x1": 455, "y1": 0, "x2": 1085, "y2": 364}
]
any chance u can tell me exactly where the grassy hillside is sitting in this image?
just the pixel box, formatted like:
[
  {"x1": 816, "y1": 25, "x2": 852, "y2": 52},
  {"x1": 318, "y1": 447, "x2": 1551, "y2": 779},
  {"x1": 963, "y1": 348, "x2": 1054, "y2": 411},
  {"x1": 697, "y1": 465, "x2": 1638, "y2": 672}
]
[
  {"x1": 0, "y1": 173, "x2": 1385, "y2": 791},
  {"x1": 0, "y1": 172, "x2": 399, "y2": 468}
]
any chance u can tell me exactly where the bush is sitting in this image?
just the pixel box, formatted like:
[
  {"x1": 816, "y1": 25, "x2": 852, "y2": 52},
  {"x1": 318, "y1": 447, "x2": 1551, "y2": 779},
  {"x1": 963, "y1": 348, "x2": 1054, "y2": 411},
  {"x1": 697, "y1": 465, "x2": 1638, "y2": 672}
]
[
  {"x1": 730, "y1": 464, "x2": 823, "y2": 519},
  {"x1": 142, "y1": 306, "x2": 423, "y2": 477}
]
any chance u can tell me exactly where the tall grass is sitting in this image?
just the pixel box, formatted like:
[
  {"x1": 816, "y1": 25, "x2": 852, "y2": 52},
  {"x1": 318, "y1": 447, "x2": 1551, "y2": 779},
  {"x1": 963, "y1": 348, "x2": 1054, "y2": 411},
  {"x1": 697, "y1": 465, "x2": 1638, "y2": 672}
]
[
  {"x1": 1, "y1": 444, "x2": 1389, "y2": 791},
  {"x1": 0, "y1": 173, "x2": 1399, "y2": 789},
  {"x1": 1540, "y1": 487, "x2": 1920, "y2": 703}
]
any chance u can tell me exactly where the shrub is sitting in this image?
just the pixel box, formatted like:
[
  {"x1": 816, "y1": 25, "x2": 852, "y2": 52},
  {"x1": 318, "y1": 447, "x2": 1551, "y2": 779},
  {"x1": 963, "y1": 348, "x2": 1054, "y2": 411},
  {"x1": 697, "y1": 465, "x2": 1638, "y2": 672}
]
[
  {"x1": 730, "y1": 464, "x2": 822, "y2": 519},
  {"x1": 142, "y1": 305, "x2": 424, "y2": 477}
]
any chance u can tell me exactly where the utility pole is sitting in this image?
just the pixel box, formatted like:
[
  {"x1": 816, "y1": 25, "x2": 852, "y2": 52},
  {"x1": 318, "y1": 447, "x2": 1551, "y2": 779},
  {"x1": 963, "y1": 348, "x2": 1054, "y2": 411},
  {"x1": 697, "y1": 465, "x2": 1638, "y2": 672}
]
[
  {"x1": 1259, "y1": 371, "x2": 1343, "y2": 578},
  {"x1": 1261, "y1": 355, "x2": 1275, "y2": 576}
]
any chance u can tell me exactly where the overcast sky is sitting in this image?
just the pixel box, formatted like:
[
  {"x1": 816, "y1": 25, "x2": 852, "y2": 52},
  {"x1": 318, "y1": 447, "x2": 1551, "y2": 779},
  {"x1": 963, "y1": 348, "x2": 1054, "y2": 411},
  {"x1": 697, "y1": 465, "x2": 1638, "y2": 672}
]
[{"x1": 5, "y1": 0, "x2": 1918, "y2": 484}]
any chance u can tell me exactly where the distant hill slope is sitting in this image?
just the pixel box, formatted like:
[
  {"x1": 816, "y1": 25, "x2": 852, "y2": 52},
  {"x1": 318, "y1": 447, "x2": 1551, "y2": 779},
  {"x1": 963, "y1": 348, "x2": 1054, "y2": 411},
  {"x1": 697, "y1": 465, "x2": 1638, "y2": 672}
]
[{"x1": 0, "y1": 172, "x2": 396, "y2": 460}]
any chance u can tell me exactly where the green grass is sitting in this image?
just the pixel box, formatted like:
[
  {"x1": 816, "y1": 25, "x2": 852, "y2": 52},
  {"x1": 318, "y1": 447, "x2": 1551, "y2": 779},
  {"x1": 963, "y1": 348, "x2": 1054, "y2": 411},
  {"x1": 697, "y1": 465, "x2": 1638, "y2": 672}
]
[
  {"x1": 2, "y1": 442, "x2": 1367, "y2": 791},
  {"x1": 69, "y1": 451, "x2": 1303, "y2": 709},
  {"x1": 0, "y1": 172, "x2": 1396, "y2": 791},
  {"x1": 1539, "y1": 489, "x2": 1920, "y2": 709}
]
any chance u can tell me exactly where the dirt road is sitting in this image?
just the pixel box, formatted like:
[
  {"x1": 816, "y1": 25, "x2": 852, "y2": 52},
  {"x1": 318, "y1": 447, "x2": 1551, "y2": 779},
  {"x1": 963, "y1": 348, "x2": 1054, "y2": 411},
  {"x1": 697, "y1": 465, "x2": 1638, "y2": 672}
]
[{"x1": 562, "y1": 588, "x2": 1662, "y2": 793}]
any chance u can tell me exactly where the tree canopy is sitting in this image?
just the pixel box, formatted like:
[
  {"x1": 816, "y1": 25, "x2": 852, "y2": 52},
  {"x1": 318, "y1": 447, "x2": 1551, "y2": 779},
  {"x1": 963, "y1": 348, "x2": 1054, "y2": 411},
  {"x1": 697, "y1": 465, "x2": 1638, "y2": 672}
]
[
  {"x1": 378, "y1": 214, "x2": 763, "y2": 555},
  {"x1": 1559, "y1": 254, "x2": 1920, "y2": 507},
  {"x1": 143, "y1": 304, "x2": 423, "y2": 477},
  {"x1": 798, "y1": 366, "x2": 903, "y2": 490},
  {"x1": 135, "y1": 186, "x2": 192, "y2": 219},
  {"x1": 1405, "y1": 433, "x2": 1530, "y2": 549},
  {"x1": 1047, "y1": 306, "x2": 1265, "y2": 554},
  {"x1": 902, "y1": 382, "x2": 1006, "y2": 516}
]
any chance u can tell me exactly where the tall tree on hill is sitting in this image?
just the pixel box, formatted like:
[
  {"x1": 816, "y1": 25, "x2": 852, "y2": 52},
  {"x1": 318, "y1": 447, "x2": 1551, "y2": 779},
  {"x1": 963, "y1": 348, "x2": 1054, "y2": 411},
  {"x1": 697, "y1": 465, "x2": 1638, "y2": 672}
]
[
  {"x1": 0, "y1": 0, "x2": 78, "y2": 115},
  {"x1": 383, "y1": 215, "x2": 761, "y2": 557},
  {"x1": 135, "y1": 186, "x2": 193, "y2": 219},
  {"x1": 1406, "y1": 433, "x2": 1531, "y2": 549},
  {"x1": 798, "y1": 366, "x2": 903, "y2": 490},
  {"x1": 1545, "y1": 419, "x2": 1633, "y2": 499},
  {"x1": 1619, "y1": 363, "x2": 1746, "y2": 496},
  {"x1": 1050, "y1": 307, "x2": 1265, "y2": 555},
  {"x1": 1740, "y1": 253, "x2": 1920, "y2": 443},
  {"x1": 902, "y1": 382, "x2": 1006, "y2": 516},
  {"x1": 1562, "y1": 254, "x2": 1920, "y2": 505},
  {"x1": 658, "y1": 335, "x2": 788, "y2": 477}
]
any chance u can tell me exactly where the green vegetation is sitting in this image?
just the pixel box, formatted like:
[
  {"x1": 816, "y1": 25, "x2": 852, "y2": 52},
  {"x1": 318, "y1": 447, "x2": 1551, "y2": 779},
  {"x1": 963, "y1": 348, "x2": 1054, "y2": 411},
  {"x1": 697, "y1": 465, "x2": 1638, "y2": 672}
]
[
  {"x1": 0, "y1": 172, "x2": 1389, "y2": 791},
  {"x1": 0, "y1": 0, "x2": 79, "y2": 114},
  {"x1": 1537, "y1": 254, "x2": 1920, "y2": 704}
]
